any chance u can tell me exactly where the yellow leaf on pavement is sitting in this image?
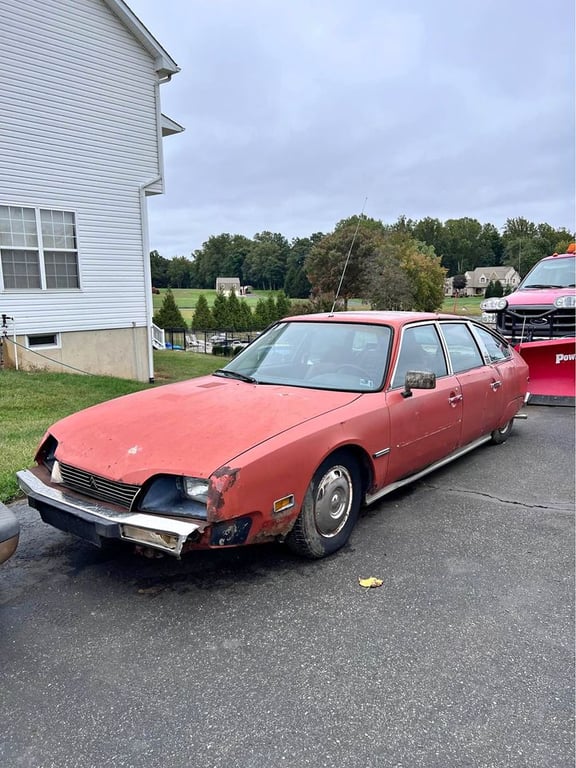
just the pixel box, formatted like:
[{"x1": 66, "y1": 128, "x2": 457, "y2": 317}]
[{"x1": 358, "y1": 576, "x2": 383, "y2": 589}]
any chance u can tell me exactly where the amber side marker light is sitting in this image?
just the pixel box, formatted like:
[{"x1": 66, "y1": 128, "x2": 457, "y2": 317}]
[{"x1": 274, "y1": 495, "x2": 295, "y2": 514}]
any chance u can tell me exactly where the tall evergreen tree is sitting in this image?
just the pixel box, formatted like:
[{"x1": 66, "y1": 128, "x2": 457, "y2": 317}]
[
  {"x1": 212, "y1": 291, "x2": 232, "y2": 330},
  {"x1": 191, "y1": 294, "x2": 213, "y2": 331},
  {"x1": 153, "y1": 289, "x2": 187, "y2": 329}
]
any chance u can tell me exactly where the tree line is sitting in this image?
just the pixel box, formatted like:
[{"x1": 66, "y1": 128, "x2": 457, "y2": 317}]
[{"x1": 151, "y1": 215, "x2": 574, "y2": 296}]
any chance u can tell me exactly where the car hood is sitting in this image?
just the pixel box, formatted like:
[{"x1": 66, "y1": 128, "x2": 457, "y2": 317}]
[
  {"x1": 48, "y1": 376, "x2": 361, "y2": 484},
  {"x1": 507, "y1": 287, "x2": 575, "y2": 306}
]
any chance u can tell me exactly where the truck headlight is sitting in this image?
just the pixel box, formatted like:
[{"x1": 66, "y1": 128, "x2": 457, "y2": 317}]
[
  {"x1": 481, "y1": 297, "x2": 508, "y2": 311},
  {"x1": 554, "y1": 295, "x2": 576, "y2": 308}
]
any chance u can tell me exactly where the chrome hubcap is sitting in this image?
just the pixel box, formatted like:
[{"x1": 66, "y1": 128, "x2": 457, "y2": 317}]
[{"x1": 314, "y1": 465, "x2": 353, "y2": 537}]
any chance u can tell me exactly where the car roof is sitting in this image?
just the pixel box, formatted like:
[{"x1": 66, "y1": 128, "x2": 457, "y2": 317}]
[{"x1": 283, "y1": 310, "x2": 463, "y2": 327}]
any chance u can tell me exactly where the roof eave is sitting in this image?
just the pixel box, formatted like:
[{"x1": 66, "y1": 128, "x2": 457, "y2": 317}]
[{"x1": 102, "y1": 0, "x2": 180, "y2": 76}]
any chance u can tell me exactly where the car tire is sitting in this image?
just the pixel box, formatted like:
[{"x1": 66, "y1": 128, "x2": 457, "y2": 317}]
[
  {"x1": 490, "y1": 419, "x2": 514, "y2": 445},
  {"x1": 286, "y1": 450, "x2": 361, "y2": 559}
]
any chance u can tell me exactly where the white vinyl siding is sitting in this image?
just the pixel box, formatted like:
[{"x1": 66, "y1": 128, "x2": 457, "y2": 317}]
[{"x1": 0, "y1": 0, "x2": 166, "y2": 333}]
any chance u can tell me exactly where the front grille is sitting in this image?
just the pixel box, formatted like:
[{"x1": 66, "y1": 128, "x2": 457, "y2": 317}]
[
  {"x1": 497, "y1": 305, "x2": 576, "y2": 341},
  {"x1": 59, "y1": 463, "x2": 140, "y2": 509}
]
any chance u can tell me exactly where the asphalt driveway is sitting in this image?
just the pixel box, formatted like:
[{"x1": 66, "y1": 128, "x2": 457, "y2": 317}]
[{"x1": 0, "y1": 405, "x2": 574, "y2": 768}]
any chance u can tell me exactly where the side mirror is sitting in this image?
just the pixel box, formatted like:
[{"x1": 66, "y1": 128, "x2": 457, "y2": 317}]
[{"x1": 402, "y1": 370, "x2": 436, "y2": 398}]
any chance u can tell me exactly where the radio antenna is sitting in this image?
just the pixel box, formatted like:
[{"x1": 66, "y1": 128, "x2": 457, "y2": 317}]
[{"x1": 330, "y1": 197, "x2": 368, "y2": 314}]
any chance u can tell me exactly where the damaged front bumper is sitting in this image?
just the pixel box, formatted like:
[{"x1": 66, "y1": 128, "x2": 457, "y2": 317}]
[{"x1": 17, "y1": 468, "x2": 205, "y2": 557}]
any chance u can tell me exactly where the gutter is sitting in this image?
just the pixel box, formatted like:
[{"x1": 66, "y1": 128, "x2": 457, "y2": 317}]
[{"x1": 139, "y1": 176, "x2": 162, "y2": 383}]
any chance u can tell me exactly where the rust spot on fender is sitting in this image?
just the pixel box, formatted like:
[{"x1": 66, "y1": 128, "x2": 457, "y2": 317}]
[{"x1": 208, "y1": 466, "x2": 240, "y2": 520}]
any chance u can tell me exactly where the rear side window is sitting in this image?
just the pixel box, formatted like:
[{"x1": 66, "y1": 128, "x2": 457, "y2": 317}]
[
  {"x1": 440, "y1": 323, "x2": 483, "y2": 373},
  {"x1": 473, "y1": 325, "x2": 512, "y2": 363}
]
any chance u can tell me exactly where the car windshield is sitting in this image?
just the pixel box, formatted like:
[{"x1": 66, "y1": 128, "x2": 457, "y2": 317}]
[
  {"x1": 214, "y1": 320, "x2": 392, "y2": 392},
  {"x1": 520, "y1": 257, "x2": 576, "y2": 289}
]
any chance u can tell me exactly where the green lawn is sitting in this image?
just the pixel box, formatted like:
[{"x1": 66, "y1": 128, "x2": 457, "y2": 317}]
[{"x1": 0, "y1": 351, "x2": 226, "y2": 503}]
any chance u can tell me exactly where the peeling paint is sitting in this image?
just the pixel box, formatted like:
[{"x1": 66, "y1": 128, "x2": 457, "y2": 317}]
[{"x1": 208, "y1": 466, "x2": 240, "y2": 520}]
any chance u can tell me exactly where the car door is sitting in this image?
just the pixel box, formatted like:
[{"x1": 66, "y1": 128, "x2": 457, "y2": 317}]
[
  {"x1": 439, "y1": 322, "x2": 495, "y2": 445},
  {"x1": 385, "y1": 323, "x2": 462, "y2": 481},
  {"x1": 470, "y1": 324, "x2": 517, "y2": 428}
]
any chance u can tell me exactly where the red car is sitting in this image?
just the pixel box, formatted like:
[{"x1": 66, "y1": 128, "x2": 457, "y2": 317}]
[{"x1": 17, "y1": 312, "x2": 529, "y2": 560}]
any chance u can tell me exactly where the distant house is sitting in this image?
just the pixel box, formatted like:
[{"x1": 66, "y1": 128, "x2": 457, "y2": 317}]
[
  {"x1": 463, "y1": 267, "x2": 521, "y2": 296},
  {"x1": 216, "y1": 277, "x2": 241, "y2": 296},
  {"x1": 0, "y1": 0, "x2": 183, "y2": 381}
]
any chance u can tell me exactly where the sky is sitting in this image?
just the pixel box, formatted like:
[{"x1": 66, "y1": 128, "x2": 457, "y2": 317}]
[{"x1": 127, "y1": 0, "x2": 575, "y2": 258}]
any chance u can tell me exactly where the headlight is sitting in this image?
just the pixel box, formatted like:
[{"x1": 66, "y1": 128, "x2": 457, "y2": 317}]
[
  {"x1": 481, "y1": 297, "x2": 508, "y2": 311},
  {"x1": 182, "y1": 477, "x2": 209, "y2": 503},
  {"x1": 554, "y1": 295, "x2": 576, "y2": 309},
  {"x1": 138, "y1": 475, "x2": 209, "y2": 519}
]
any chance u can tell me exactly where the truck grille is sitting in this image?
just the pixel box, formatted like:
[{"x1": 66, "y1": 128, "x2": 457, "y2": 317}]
[
  {"x1": 497, "y1": 305, "x2": 576, "y2": 341},
  {"x1": 59, "y1": 463, "x2": 140, "y2": 509}
]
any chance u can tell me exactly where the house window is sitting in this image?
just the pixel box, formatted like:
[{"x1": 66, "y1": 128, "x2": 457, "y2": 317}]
[
  {"x1": 0, "y1": 205, "x2": 79, "y2": 290},
  {"x1": 27, "y1": 333, "x2": 60, "y2": 348}
]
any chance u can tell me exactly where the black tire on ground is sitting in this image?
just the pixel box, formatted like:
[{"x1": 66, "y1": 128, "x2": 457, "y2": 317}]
[
  {"x1": 490, "y1": 419, "x2": 514, "y2": 445},
  {"x1": 286, "y1": 450, "x2": 361, "y2": 559}
]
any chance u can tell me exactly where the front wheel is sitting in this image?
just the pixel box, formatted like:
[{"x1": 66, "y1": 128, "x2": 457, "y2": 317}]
[
  {"x1": 490, "y1": 418, "x2": 514, "y2": 445},
  {"x1": 286, "y1": 451, "x2": 361, "y2": 559}
]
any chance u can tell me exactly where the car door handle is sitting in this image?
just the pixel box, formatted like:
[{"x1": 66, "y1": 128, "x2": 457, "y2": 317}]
[
  {"x1": 491, "y1": 380, "x2": 502, "y2": 390},
  {"x1": 448, "y1": 393, "x2": 463, "y2": 406}
]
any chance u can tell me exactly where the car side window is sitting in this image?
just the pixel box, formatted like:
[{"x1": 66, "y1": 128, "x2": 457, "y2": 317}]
[
  {"x1": 473, "y1": 325, "x2": 512, "y2": 363},
  {"x1": 391, "y1": 324, "x2": 448, "y2": 388},
  {"x1": 440, "y1": 323, "x2": 484, "y2": 373}
]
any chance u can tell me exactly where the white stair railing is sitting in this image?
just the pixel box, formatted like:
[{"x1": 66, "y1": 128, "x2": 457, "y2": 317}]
[{"x1": 151, "y1": 323, "x2": 165, "y2": 350}]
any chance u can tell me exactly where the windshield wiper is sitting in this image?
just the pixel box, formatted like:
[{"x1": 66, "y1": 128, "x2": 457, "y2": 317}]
[
  {"x1": 213, "y1": 369, "x2": 257, "y2": 383},
  {"x1": 524, "y1": 284, "x2": 563, "y2": 289}
]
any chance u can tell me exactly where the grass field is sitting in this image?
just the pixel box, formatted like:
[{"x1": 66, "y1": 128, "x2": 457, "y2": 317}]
[{"x1": 0, "y1": 351, "x2": 226, "y2": 503}]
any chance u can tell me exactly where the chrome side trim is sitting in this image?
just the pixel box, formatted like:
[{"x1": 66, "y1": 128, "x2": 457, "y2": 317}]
[
  {"x1": 372, "y1": 448, "x2": 391, "y2": 458},
  {"x1": 17, "y1": 469, "x2": 202, "y2": 557},
  {"x1": 365, "y1": 435, "x2": 491, "y2": 506}
]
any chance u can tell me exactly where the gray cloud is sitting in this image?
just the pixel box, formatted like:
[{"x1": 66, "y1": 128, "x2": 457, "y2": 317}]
[{"x1": 132, "y1": 0, "x2": 575, "y2": 256}]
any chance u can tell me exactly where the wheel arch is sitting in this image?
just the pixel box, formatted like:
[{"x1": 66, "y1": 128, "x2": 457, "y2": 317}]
[{"x1": 319, "y1": 443, "x2": 374, "y2": 504}]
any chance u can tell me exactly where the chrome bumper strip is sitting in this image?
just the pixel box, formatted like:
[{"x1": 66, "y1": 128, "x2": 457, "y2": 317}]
[{"x1": 17, "y1": 469, "x2": 202, "y2": 557}]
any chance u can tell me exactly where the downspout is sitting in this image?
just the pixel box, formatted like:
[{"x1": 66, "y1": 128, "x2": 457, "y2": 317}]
[{"x1": 139, "y1": 175, "x2": 161, "y2": 383}]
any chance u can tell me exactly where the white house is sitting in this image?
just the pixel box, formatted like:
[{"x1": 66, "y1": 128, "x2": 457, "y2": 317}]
[
  {"x1": 463, "y1": 266, "x2": 521, "y2": 296},
  {"x1": 0, "y1": 0, "x2": 183, "y2": 381}
]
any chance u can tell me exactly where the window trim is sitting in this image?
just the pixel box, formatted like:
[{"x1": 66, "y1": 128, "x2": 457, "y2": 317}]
[
  {"x1": 26, "y1": 333, "x2": 61, "y2": 350},
  {"x1": 0, "y1": 204, "x2": 81, "y2": 291}
]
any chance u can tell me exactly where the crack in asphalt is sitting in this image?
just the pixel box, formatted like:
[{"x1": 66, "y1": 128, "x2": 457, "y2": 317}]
[{"x1": 422, "y1": 483, "x2": 574, "y2": 513}]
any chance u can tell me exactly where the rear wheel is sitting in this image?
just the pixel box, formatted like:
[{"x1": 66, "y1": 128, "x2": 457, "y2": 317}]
[
  {"x1": 490, "y1": 419, "x2": 514, "y2": 444},
  {"x1": 286, "y1": 451, "x2": 361, "y2": 559}
]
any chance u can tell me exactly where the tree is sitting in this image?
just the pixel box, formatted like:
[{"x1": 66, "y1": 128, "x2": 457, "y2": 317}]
[
  {"x1": 367, "y1": 254, "x2": 414, "y2": 310},
  {"x1": 191, "y1": 294, "x2": 213, "y2": 331},
  {"x1": 212, "y1": 291, "x2": 232, "y2": 330},
  {"x1": 153, "y1": 289, "x2": 187, "y2": 329},
  {"x1": 190, "y1": 233, "x2": 253, "y2": 289},
  {"x1": 306, "y1": 216, "x2": 387, "y2": 309},
  {"x1": 401, "y1": 243, "x2": 446, "y2": 311},
  {"x1": 150, "y1": 250, "x2": 169, "y2": 288},
  {"x1": 452, "y1": 274, "x2": 467, "y2": 294},
  {"x1": 167, "y1": 256, "x2": 193, "y2": 288},
  {"x1": 275, "y1": 291, "x2": 292, "y2": 319},
  {"x1": 284, "y1": 235, "x2": 320, "y2": 298},
  {"x1": 492, "y1": 279, "x2": 504, "y2": 297},
  {"x1": 253, "y1": 298, "x2": 271, "y2": 329},
  {"x1": 227, "y1": 289, "x2": 243, "y2": 332},
  {"x1": 238, "y1": 300, "x2": 253, "y2": 331}
]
